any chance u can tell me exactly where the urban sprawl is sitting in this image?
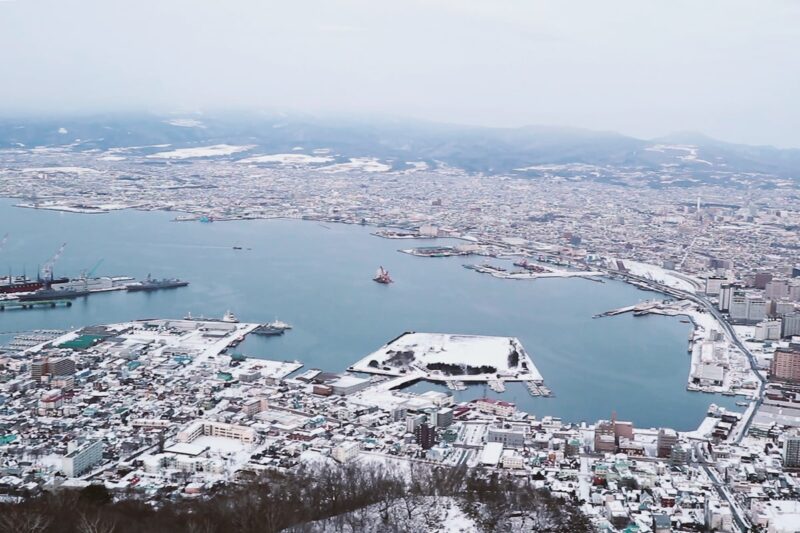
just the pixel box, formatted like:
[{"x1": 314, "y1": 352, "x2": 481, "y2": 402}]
[{"x1": 2, "y1": 143, "x2": 800, "y2": 532}]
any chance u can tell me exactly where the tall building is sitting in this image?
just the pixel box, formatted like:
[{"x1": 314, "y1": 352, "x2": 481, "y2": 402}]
[
  {"x1": 728, "y1": 291, "x2": 747, "y2": 320},
  {"x1": 62, "y1": 440, "x2": 103, "y2": 477},
  {"x1": 31, "y1": 357, "x2": 76, "y2": 379},
  {"x1": 704, "y1": 276, "x2": 725, "y2": 296},
  {"x1": 432, "y1": 407, "x2": 453, "y2": 428},
  {"x1": 766, "y1": 279, "x2": 790, "y2": 300},
  {"x1": 406, "y1": 413, "x2": 426, "y2": 434},
  {"x1": 729, "y1": 292, "x2": 767, "y2": 324},
  {"x1": 774, "y1": 301, "x2": 795, "y2": 317},
  {"x1": 670, "y1": 444, "x2": 689, "y2": 465},
  {"x1": 754, "y1": 272, "x2": 773, "y2": 290},
  {"x1": 719, "y1": 283, "x2": 737, "y2": 312},
  {"x1": 754, "y1": 319, "x2": 782, "y2": 341},
  {"x1": 747, "y1": 296, "x2": 767, "y2": 323},
  {"x1": 414, "y1": 423, "x2": 436, "y2": 450},
  {"x1": 593, "y1": 414, "x2": 634, "y2": 453},
  {"x1": 782, "y1": 313, "x2": 800, "y2": 338},
  {"x1": 770, "y1": 347, "x2": 800, "y2": 383},
  {"x1": 594, "y1": 420, "x2": 616, "y2": 453},
  {"x1": 784, "y1": 436, "x2": 800, "y2": 469},
  {"x1": 657, "y1": 428, "x2": 679, "y2": 458}
]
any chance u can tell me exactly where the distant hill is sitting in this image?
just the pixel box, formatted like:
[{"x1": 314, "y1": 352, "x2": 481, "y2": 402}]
[{"x1": 0, "y1": 112, "x2": 797, "y2": 180}]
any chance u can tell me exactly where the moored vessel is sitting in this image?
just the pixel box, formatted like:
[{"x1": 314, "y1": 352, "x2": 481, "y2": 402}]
[{"x1": 373, "y1": 266, "x2": 393, "y2": 284}]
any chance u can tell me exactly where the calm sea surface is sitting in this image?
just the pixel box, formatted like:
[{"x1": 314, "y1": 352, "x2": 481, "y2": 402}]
[{"x1": 0, "y1": 199, "x2": 739, "y2": 430}]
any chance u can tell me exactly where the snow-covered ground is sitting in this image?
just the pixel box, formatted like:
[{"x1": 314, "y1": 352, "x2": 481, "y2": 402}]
[
  {"x1": 645, "y1": 144, "x2": 713, "y2": 166},
  {"x1": 231, "y1": 358, "x2": 302, "y2": 380},
  {"x1": 164, "y1": 118, "x2": 206, "y2": 128},
  {"x1": 351, "y1": 332, "x2": 543, "y2": 383},
  {"x1": 302, "y1": 496, "x2": 482, "y2": 533},
  {"x1": 146, "y1": 144, "x2": 255, "y2": 159},
  {"x1": 321, "y1": 157, "x2": 391, "y2": 173},
  {"x1": 610, "y1": 258, "x2": 700, "y2": 292},
  {"x1": 188, "y1": 435, "x2": 247, "y2": 454},
  {"x1": 239, "y1": 153, "x2": 334, "y2": 165},
  {"x1": 478, "y1": 268, "x2": 604, "y2": 281},
  {"x1": 682, "y1": 415, "x2": 720, "y2": 440},
  {"x1": 15, "y1": 201, "x2": 130, "y2": 213},
  {"x1": 403, "y1": 161, "x2": 429, "y2": 173},
  {"x1": 20, "y1": 166, "x2": 100, "y2": 174}
]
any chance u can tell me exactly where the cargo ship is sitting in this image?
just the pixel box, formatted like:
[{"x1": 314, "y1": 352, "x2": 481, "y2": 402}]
[
  {"x1": 0, "y1": 275, "x2": 69, "y2": 294},
  {"x1": 126, "y1": 275, "x2": 189, "y2": 292},
  {"x1": 373, "y1": 266, "x2": 393, "y2": 284}
]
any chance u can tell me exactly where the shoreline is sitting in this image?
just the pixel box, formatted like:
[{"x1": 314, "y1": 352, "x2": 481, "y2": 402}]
[
  {"x1": 595, "y1": 299, "x2": 760, "y2": 400},
  {"x1": 3, "y1": 197, "x2": 745, "y2": 430}
]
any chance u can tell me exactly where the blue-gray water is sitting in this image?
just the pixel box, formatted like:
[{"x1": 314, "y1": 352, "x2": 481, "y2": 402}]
[{"x1": 0, "y1": 199, "x2": 738, "y2": 430}]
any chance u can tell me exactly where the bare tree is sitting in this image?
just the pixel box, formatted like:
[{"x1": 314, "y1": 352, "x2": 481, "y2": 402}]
[
  {"x1": 76, "y1": 512, "x2": 116, "y2": 533},
  {"x1": 0, "y1": 510, "x2": 51, "y2": 533}
]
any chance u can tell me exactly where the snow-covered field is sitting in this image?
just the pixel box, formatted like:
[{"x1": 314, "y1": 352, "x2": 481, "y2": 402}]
[
  {"x1": 235, "y1": 358, "x2": 302, "y2": 380},
  {"x1": 303, "y1": 496, "x2": 481, "y2": 533},
  {"x1": 321, "y1": 157, "x2": 391, "y2": 173},
  {"x1": 240, "y1": 153, "x2": 334, "y2": 165},
  {"x1": 146, "y1": 144, "x2": 255, "y2": 159},
  {"x1": 21, "y1": 166, "x2": 100, "y2": 174},
  {"x1": 610, "y1": 258, "x2": 699, "y2": 292},
  {"x1": 351, "y1": 332, "x2": 543, "y2": 382},
  {"x1": 403, "y1": 161, "x2": 429, "y2": 173},
  {"x1": 164, "y1": 118, "x2": 206, "y2": 129},
  {"x1": 645, "y1": 144, "x2": 713, "y2": 166}
]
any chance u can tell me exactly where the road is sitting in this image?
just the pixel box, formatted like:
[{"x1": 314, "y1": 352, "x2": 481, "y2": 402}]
[
  {"x1": 606, "y1": 268, "x2": 766, "y2": 444},
  {"x1": 692, "y1": 442, "x2": 751, "y2": 532},
  {"x1": 601, "y1": 268, "x2": 767, "y2": 532}
]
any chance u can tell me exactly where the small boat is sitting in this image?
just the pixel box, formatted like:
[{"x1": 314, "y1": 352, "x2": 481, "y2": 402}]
[{"x1": 373, "y1": 266, "x2": 393, "y2": 284}]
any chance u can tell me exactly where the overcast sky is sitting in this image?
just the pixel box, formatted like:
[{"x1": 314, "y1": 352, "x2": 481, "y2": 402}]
[{"x1": 1, "y1": 0, "x2": 798, "y2": 147}]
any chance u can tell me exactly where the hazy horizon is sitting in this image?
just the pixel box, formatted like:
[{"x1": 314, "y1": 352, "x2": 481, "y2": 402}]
[{"x1": 1, "y1": 0, "x2": 798, "y2": 148}]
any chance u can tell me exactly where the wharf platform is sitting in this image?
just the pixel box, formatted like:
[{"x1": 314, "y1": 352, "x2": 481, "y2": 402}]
[{"x1": 0, "y1": 299, "x2": 73, "y2": 311}]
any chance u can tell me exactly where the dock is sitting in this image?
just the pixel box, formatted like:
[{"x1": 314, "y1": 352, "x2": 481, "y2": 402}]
[
  {"x1": 525, "y1": 381, "x2": 553, "y2": 397},
  {"x1": 593, "y1": 301, "x2": 660, "y2": 319},
  {"x1": 446, "y1": 380, "x2": 467, "y2": 391},
  {"x1": 488, "y1": 380, "x2": 506, "y2": 393},
  {"x1": 0, "y1": 300, "x2": 73, "y2": 311}
]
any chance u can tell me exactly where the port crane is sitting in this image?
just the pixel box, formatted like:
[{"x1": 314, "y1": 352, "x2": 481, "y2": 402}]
[
  {"x1": 40, "y1": 242, "x2": 66, "y2": 282},
  {"x1": 85, "y1": 258, "x2": 104, "y2": 278}
]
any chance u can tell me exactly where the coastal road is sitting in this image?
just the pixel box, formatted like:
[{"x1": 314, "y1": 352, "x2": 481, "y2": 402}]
[{"x1": 605, "y1": 269, "x2": 766, "y2": 444}]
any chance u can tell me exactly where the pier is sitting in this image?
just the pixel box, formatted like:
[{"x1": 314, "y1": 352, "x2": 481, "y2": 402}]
[
  {"x1": 0, "y1": 300, "x2": 73, "y2": 311},
  {"x1": 446, "y1": 380, "x2": 467, "y2": 391},
  {"x1": 593, "y1": 301, "x2": 659, "y2": 319},
  {"x1": 525, "y1": 380, "x2": 553, "y2": 397},
  {"x1": 488, "y1": 380, "x2": 506, "y2": 393}
]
